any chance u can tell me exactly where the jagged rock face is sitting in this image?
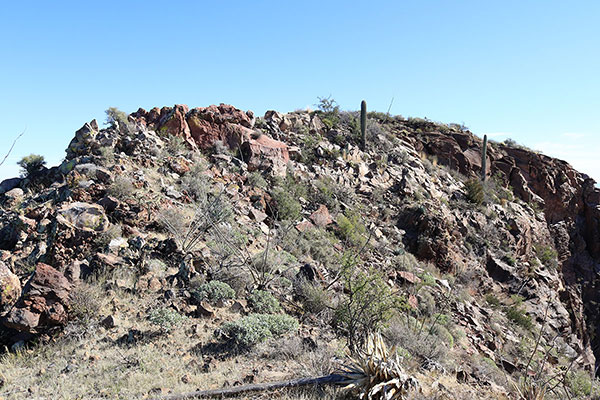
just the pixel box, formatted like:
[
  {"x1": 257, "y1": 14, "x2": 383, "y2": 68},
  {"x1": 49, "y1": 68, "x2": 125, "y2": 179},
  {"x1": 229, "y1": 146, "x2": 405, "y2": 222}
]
[
  {"x1": 0, "y1": 261, "x2": 20, "y2": 316},
  {"x1": 66, "y1": 120, "x2": 99, "y2": 160},
  {"x1": 414, "y1": 127, "x2": 600, "y2": 369},
  {"x1": 131, "y1": 104, "x2": 289, "y2": 176},
  {"x1": 3, "y1": 263, "x2": 71, "y2": 333}
]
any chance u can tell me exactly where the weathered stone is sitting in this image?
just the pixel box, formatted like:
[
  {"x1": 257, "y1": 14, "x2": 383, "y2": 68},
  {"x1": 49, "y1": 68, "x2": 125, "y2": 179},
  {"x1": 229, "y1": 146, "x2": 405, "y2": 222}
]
[
  {"x1": 0, "y1": 261, "x2": 21, "y2": 316},
  {"x1": 0, "y1": 178, "x2": 22, "y2": 195},
  {"x1": 241, "y1": 134, "x2": 289, "y2": 176},
  {"x1": 309, "y1": 204, "x2": 333, "y2": 227},
  {"x1": 57, "y1": 202, "x2": 109, "y2": 232},
  {"x1": 3, "y1": 263, "x2": 71, "y2": 332}
]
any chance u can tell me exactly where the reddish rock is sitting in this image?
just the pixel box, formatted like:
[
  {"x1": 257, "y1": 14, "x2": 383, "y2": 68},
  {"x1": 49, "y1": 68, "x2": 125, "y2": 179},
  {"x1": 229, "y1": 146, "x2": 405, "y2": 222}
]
[
  {"x1": 241, "y1": 134, "x2": 290, "y2": 176},
  {"x1": 187, "y1": 104, "x2": 254, "y2": 150},
  {"x1": 3, "y1": 263, "x2": 71, "y2": 332},
  {"x1": 295, "y1": 220, "x2": 314, "y2": 233},
  {"x1": 158, "y1": 104, "x2": 191, "y2": 139},
  {"x1": 398, "y1": 270, "x2": 421, "y2": 285},
  {"x1": 309, "y1": 205, "x2": 333, "y2": 227}
]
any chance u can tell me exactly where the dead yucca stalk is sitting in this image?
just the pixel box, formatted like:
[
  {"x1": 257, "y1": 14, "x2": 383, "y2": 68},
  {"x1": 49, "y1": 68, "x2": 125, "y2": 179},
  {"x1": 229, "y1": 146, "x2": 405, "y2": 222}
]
[
  {"x1": 338, "y1": 333, "x2": 419, "y2": 400},
  {"x1": 151, "y1": 333, "x2": 418, "y2": 400},
  {"x1": 513, "y1": 377, "x2": 547, "y2": 400}
]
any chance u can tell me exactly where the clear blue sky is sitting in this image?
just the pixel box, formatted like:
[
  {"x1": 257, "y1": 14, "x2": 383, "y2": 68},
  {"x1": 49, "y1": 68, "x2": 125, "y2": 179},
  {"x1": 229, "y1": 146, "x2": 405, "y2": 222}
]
[{"x1": 1, "y1": 1, "x2": 599, "y2": 182}]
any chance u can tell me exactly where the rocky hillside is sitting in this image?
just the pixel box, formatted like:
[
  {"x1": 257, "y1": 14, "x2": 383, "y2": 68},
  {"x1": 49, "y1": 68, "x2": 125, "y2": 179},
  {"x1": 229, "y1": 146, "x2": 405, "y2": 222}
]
[{"x1": 0, "y1": 103, "x2": 598, "y2": 399}]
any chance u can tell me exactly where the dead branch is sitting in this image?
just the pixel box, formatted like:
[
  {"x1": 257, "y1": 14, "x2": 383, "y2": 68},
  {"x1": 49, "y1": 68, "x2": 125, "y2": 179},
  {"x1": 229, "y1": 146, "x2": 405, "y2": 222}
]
[
  {"x1": 0, "y1": 129, "x2": 25, "y2": 167},
  {"x1": 149, "y1": 374, "x2": 346, "y2": 400}
]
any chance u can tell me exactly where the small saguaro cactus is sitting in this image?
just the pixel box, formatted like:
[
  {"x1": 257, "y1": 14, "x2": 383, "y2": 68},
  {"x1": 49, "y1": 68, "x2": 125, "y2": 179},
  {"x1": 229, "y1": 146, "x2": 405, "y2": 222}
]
[
  {"x1": 481, "y1": 134, "x2": 488, "y2": 181},
  {"x1": 360, "y1": 100, "x2": 367, "y2": 150}
]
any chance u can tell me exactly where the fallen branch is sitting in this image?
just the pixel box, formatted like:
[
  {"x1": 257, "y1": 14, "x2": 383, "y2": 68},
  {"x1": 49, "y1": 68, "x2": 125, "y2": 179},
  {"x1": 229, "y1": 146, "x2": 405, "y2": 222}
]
[
  {"x1": 149, "y1": 374, "x2": 346, "y2": 399},
  {"x1": 0, "y1": 129, "x2": 25, "y2": 167}
]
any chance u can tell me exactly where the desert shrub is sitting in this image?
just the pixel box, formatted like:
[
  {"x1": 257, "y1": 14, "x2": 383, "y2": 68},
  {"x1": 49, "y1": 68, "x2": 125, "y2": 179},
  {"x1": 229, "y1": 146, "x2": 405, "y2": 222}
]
[
  {"x1": 69, "y1": 282, "x2": 104, "y2": 324},
  {"x1": 283, "y1": 227, "x2": 340, "y2": 271},
  {"x1": 315, "y1": 96, "x2": 340, "y2": 130},
  {"x1": 247, "y1": 171, "x2": 267, "y2": 189},
  {"x1": 107, "y1": 176, "x2": 136, "y2": 199},
  {"x1": 384, "y1": 317, "x2": 448, "y2": 363},
  {"x1": 271, "y1": 173, "x2": 307, "y2": 221},
  {"x1": 485, "y1": 293, "x2": 502, "y2": 308},
  {"x1": 219, "y1": 313, "x2": 299, "y2": 348},
  {"x1": 297, "y1": 279, "x2": 331, "y2": 315},
  {"x1": 98, "y1": 146, "x2": 115, "y2": 166},
  {"x1": 180, "y1": 166, "x2": 210, "y2": 200},
  {"x1": 271, "y1": 187, "x2": 302, "y2": 221},
  {"x1": 505, "y1": 296, "x2": 533, "y2": 331},
  {"x1": 94, "y1": 223, "x2": 122, "y2": 248},
  {"x1": 565, "y1": 370, "x2": 593, "y2": 398},
  {"x1": 464, "y1": 178, "x2": 484, "y2": 205},
  {"x1": 334, "y1": 267, "x2": 408, "y2": 350},
  {"x1": 105, "y1": 107, "x2": 129, "y2": 128},
  {"x1": 336, "y1": 211, "x2": 367, "y2": 248},
  {"x1": 148, "y1": 307, "x2": 186, "y2": 332},
  {"x1": 534, "y1": 243, "x2": 558, "y2": 270},
  {"x1": 17, "y1": 154, "x2": 46, "y2": 177},
  {"x1": 248, "y1": 290, "x2": 281, "y2": 314},
  {"x1": 193, "y1": 280, "x2": 235, "y2": 304}
]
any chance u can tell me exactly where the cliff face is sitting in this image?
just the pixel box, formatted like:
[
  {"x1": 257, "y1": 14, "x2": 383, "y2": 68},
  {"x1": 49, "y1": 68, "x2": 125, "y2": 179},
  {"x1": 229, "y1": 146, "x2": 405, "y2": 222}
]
[
  {"x1": 0, "y1": 104, "x2": 599, "y2": 398},
  {"x1": 414, "y1": 124, "x2": 600, "y2": 369}
]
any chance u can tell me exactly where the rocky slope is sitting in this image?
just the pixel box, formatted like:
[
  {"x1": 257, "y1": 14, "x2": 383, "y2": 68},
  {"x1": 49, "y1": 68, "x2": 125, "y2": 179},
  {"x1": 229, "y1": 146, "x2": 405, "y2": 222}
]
[{"x1": 0, "y1": 103, "x2": 598, "y2": 399}]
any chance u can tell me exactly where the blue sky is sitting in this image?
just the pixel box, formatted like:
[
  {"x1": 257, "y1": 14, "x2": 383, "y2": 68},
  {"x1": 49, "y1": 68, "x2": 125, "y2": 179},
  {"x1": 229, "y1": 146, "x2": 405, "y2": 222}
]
[{"x1": 1, "y1": 1, "x2": 599, "y2": 182}]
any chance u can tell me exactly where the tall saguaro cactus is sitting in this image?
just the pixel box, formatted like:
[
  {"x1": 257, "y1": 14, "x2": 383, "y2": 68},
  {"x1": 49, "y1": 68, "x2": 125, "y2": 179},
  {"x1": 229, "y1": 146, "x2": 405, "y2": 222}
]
[
  {"x1": 481, "y1": 134, "x2": 488, "y2": 181},
  {"x1": 360, "y1": 100, "x2": 367, "y2": 150}
]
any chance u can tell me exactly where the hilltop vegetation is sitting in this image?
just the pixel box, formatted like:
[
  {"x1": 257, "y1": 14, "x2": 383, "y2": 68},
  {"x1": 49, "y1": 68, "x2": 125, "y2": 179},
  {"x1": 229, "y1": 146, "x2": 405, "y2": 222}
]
[{"x1": 0, "y1": 101, "x2": 599, "y2": 399}]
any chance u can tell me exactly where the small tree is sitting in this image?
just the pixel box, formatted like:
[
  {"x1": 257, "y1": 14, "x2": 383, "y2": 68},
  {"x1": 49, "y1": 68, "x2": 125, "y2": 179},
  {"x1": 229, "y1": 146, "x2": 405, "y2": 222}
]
[
  {"x1": 105, "y1": 107, "x2": 129, "y2": 129},
  {"x1": 17, "y1": 154, "x2": 46, "y2": 177}
]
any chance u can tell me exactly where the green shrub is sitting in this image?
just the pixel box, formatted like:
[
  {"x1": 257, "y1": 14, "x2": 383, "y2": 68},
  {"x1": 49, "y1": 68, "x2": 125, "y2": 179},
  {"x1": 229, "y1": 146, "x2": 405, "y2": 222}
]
[
  {"x1": 297, "y1": 280, "x2": 331, "y2": 314},
  {"x1": 271, "y1": 187, "x2": 302, "y2": 221},
  {"x1": 105, "y1": 107, "x2": 129, "y2": 128},
  {"x1": 565, "y1": 370, "x2": 593, "y2": 398},
  {"x1": 194, "y1": 280, "x2": 236, "y2": 304},
  {"x1": 219, "y1": 313, "x2": 299, "y2": 348},
  {"x1": 336, "y1": 212, "x2": 367, "y2": 248},
  {"x1": 535, "y1": 243, "x2": 558, "y2": 270},
  {"x1": 464, "y1": 178, "x2": 484, "y2": 205},
  {"x1": 335, "y1": 267, "x2": 408, "y2": 350},
  {"x1": 505, "y1": 302, "x2": 533, "y2": 331},
  {"x1": 17, "y1": 154, "x2": 46, "y2": 177},
  {"x1": 247, "y1": 171, "x2": 267, "y2": 189},
  {"x1": 148, "y1": 307, "x2": 186, "y2": 332},
  {"x1": 485, "y1": 293, "x2": 501, "y2": 308},
  {"x1": 248, "y1": 290, "x2": 281, "y2": 314},
  {"x1": 181, "y1": 165, "x2": 209, "y2": 200}
]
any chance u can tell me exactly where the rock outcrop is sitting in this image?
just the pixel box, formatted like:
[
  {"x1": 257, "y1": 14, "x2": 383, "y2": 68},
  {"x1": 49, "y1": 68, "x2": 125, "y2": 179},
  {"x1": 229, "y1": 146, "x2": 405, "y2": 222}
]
[{"x1": 3, "y1": 263, "x2": 72, "y2": 333}]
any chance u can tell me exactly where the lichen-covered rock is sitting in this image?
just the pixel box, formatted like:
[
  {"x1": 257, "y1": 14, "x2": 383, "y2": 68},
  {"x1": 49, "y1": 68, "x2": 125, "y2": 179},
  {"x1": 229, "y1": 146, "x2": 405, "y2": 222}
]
[
  {"x1": 0, "y1": 261, "x2": 20, "y2": 316},
  {"x1": 56, "y1": 202, "x2": 109, "y2": 232}
]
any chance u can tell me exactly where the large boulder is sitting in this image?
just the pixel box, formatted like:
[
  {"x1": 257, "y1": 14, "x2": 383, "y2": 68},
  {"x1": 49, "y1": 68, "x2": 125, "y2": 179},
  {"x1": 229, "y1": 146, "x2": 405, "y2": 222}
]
[
  {"x1": 241, "y1": 134, "x2": 290, "y2": 176},
  {"x1": 186, "y1": 104, "x2": 255, "y2": 150},
  {"x1": 0, "y1": 178, "x2": 22, "y2": 195},
  {"x1": 3, "y1": 263, "x2": 71, "y2": 332},
  {"x1": 0, "y1": 261, "x2": 20, "y2": 316},
  {"x1": 56, "y1": 202, "x2": 109, "y2": 232}
]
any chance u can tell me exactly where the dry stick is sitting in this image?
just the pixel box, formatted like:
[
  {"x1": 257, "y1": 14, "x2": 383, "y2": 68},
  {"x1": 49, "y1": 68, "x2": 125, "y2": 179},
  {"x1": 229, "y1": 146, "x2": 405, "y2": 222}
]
[
  {"x1": 150, "y1": 374, "x2": 347, "y2": 400},
  {"x1": 0, "y1": 129, "x2": 25, "y2": 167}
]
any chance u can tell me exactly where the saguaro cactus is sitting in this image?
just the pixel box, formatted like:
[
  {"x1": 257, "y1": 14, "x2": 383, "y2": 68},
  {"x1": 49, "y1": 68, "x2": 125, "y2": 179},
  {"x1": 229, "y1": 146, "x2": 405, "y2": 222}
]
[
  {"x1": 360, "y1": 100, "x2": 367, "y2": 150},
  {"x1": 481, "y1": 134, "x2": 488, "y2": 181}
]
